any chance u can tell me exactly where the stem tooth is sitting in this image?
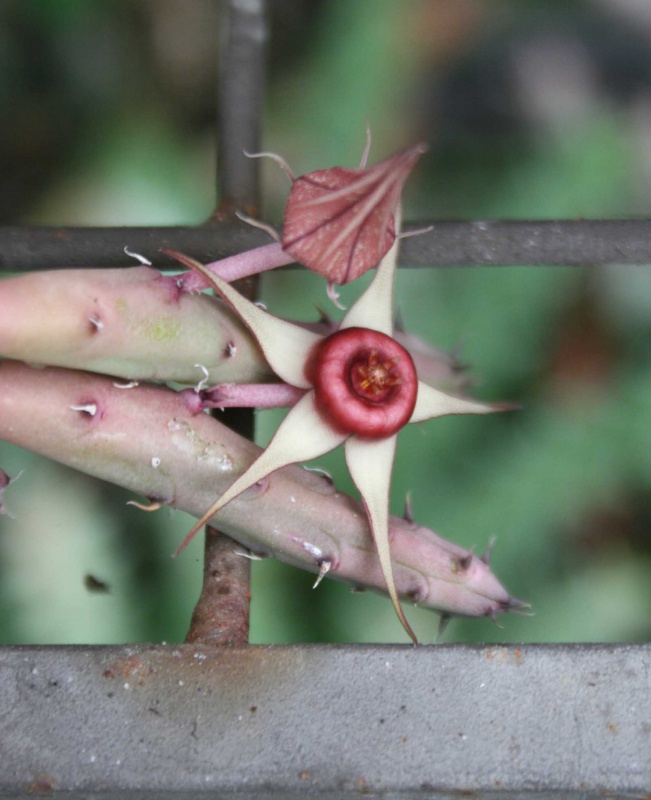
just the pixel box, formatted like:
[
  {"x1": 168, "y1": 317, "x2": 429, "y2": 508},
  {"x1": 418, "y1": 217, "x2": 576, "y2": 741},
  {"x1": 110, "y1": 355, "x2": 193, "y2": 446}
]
[
  {"x1": 234, "y1": 550, "x2": 264, "y2": 561},
  {"x1": 193, "y1": 364, "x2": 210, "y2": 392},
  {"x1": 88, "y1": 315, "x2": 103, "y2": 333},
  {"x1": 123, "y1": 246, "x2": 152, "y2": 265},
  {"x1": 127, "y1": 499, "x2": 164, "y2": 512},
  {"x1": 70, "y1": 403, "x2": 97, "y2": 417},
  {"x1": 437, "y1": 613, "x2": 452, "y2": 639},
  {"x1": 312, "y1": 559, "x2": 332, "y2": 589},
  {"x1": 481, "y1": 536, "x2": 496, "y2": 565},
  {"x1": 458, "y1": 549, "x2": 475, "y2": 571},
  {"x1": 403, "y1": 491, "x2": 414, "y2": 524}
]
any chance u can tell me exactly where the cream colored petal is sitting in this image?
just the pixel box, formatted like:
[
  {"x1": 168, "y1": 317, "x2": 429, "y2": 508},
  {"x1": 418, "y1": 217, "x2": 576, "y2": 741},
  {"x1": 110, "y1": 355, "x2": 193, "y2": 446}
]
[
  {"x1": 339, "y1": 206, "x2": 402, "y2": 336},
  {"x1": 344, "y1": 434, "x2": 418, "y2": 644},
  {"x1": 174, "y1": 392, "x2": 346, "y2": 555},
  {"x1": 173, "y1": 254, "x2": 321, "y2": 389},
  {"x1": 410, "y1": 380, "x2": 505, "y2": 423}
]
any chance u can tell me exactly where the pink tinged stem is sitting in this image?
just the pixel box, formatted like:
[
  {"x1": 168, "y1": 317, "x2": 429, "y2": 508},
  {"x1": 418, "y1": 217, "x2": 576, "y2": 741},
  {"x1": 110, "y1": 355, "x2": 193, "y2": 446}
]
[
  {"x1": 0, "y1": 360, "x2": 525, "y2": 626},
  {"x1": 344, "y1": 434, "x2": 419, "y2": 645},
  {"x1": 199, "y1": 382, "x2": 306, "y2": 409},
  {"x1": 164, "y1": 250, "x2": 322, "y2": 389},
  {"x1": 0, "y1": 266, "x2": 270, "y2": 386},
  {"x1": 177, "y1": 242, "x2": 295, "y2": 293},
  {"x1": 173, "y1": 392, "x2": 347, "y2": 556},
  {"x1": 0, "y1": 265, "x2": 469, "y2": 395}
]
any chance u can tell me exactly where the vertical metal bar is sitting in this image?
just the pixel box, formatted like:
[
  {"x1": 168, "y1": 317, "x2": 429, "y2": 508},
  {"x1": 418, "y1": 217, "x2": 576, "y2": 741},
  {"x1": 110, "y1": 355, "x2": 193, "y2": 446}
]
[
  {"x1": 185, "y1": 0, "x2": 267, "y2": 646},
  {"x1": 215, "y1": 0, "x2": 267, "y2": 219}
]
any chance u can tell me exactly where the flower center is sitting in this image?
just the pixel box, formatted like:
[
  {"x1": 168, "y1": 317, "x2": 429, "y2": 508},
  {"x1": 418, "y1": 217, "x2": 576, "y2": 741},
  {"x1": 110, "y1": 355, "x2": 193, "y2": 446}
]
[
  {"x1": 350, "y1": 349, "x2": 401, "y2": 403},
  {"x1": 307, "y1": 327, "x2": 418, "y2": 438}
]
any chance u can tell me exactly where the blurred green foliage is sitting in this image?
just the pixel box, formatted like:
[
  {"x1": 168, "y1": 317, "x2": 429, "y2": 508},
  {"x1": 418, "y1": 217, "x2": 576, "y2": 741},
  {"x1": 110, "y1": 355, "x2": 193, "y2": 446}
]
[{"x1": 2, "y1": 0, "x2": 651, "y2": 644}]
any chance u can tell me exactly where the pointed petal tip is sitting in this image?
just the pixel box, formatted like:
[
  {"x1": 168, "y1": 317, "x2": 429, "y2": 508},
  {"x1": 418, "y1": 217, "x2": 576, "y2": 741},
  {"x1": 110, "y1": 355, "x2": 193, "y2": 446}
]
[
  {"x1": 377, "y1": 141, "x2": 428, "y2": 199},
  {"x1": 395, "y1": 140, "x2": 428, "y2": 164},
  {"x1": 172, "y1": 517, "x2": 209, "y2": 558},
  {"x1": 492, "y1": 401, "x2": 523, "y2": 413}
]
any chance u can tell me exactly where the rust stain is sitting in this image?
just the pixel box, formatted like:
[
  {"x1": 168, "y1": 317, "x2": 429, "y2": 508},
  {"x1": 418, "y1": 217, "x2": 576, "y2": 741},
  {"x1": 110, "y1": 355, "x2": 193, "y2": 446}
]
[
  {"x1": 96, "y1": 644, "x2": 298, "y2": 709},
  {"x1": 23, "y1": 775, "x2": 55, "y2": 793},
  {"x1": 103, "y1": 655, "x2": 156, "y2": 686},
  {"x1": 484, "y1": 647, "x2": 524, "y2": 666}
]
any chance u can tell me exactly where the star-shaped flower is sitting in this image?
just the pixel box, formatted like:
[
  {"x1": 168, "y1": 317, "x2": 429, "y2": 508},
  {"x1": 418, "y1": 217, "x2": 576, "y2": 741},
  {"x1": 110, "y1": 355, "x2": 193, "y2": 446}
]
[{"x1": 168, "y1": 216, "x2": 506, "y2": 643}]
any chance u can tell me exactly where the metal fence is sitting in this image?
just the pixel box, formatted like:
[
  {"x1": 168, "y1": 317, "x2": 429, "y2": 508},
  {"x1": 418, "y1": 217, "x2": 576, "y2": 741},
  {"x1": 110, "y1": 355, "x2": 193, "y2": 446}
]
[{"x1": 2, "y1": 1, "x2": 651, "y2": 797}]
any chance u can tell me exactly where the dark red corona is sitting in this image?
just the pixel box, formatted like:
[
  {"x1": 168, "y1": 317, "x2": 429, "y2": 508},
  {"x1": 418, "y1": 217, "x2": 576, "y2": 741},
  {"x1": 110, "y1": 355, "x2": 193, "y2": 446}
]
[{"x1": 307, "y1": 327, "x2": 418, "y2": 438}]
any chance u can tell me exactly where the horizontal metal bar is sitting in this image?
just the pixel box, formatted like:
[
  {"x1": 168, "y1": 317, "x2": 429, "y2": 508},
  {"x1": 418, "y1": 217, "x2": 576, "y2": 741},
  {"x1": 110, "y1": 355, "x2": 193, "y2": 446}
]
[
  {"x1": 1, "y1": 643, "x2": 649, "y2": 798},
  {"x1": 2, "y1": 218, "x2": 651, "y2": 271},
  {"x1": 402, "y1": 218, "x2": 651, "y2": 267},
  {"x1": 0, "y1": 223, "x2": 270, "y2": 271}
]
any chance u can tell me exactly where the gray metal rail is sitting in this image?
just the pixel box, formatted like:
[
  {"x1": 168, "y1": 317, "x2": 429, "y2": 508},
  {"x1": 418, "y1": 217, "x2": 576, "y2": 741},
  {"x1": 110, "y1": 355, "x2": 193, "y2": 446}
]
[
  {"x1": 2, "y1": 643, "x2": 649, "y2": 798},
  {"x1": 3, "y1": 218, "x2": 651, "y2": 271}
]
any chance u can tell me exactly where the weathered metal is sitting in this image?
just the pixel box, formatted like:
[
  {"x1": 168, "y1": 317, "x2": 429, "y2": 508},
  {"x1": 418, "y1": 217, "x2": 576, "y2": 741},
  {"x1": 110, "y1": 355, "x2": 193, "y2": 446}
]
[
  {"x1": 1, "y1": 643, "x2": 649, "y2": 798},
  {"x1": 4, "y1": 218, "x2": 651, "y2": 271},
  {"x1": 185, "y1": 529, "x2": 252, "y2": 646}
]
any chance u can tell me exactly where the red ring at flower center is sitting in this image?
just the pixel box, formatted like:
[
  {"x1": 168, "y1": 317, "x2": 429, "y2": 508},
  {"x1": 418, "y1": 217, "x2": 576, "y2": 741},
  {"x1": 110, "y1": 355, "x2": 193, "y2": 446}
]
[{"x1": 307, "y1": 327, "x2": 418, "y2": 438}]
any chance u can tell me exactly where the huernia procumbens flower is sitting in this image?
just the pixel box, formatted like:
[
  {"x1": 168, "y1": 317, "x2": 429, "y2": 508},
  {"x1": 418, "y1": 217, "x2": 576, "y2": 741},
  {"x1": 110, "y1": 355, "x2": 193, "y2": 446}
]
[
  {"x1": 167, "y1": 206, "x2": 512, "y2": 644},
  {"x1": 281, "y1": 142, "x2": 427, "y2": 284}
]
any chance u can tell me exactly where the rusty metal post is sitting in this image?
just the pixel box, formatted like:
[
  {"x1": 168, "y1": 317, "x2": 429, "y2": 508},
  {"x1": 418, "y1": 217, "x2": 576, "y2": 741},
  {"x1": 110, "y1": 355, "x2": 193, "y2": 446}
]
[{"x1": 185, "y1": 0, "x2": 267, "y2": 646}]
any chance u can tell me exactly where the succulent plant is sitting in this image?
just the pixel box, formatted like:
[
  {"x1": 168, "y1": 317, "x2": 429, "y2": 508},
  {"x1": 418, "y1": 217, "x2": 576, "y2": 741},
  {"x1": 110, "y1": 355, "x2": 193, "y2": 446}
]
[{"x1": 0, "y1": 142, "x2": 525, "y2": 642}]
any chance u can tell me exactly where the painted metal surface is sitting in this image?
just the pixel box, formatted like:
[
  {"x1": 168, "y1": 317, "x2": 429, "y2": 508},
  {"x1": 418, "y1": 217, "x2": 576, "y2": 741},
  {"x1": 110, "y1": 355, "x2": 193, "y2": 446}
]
[
  {"x1": 4, "y1": 218, "x2": 651, "y2": 272},
  {"x1": 1, "y1": 643, "x2": 650, "y2": 798}
]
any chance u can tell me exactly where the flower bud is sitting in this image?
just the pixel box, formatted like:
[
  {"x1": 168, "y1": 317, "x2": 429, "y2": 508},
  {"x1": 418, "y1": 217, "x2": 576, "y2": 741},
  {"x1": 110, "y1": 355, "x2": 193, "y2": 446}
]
[{"x1": 282, "y1": 142, "x2": 426, "y2": 284}]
